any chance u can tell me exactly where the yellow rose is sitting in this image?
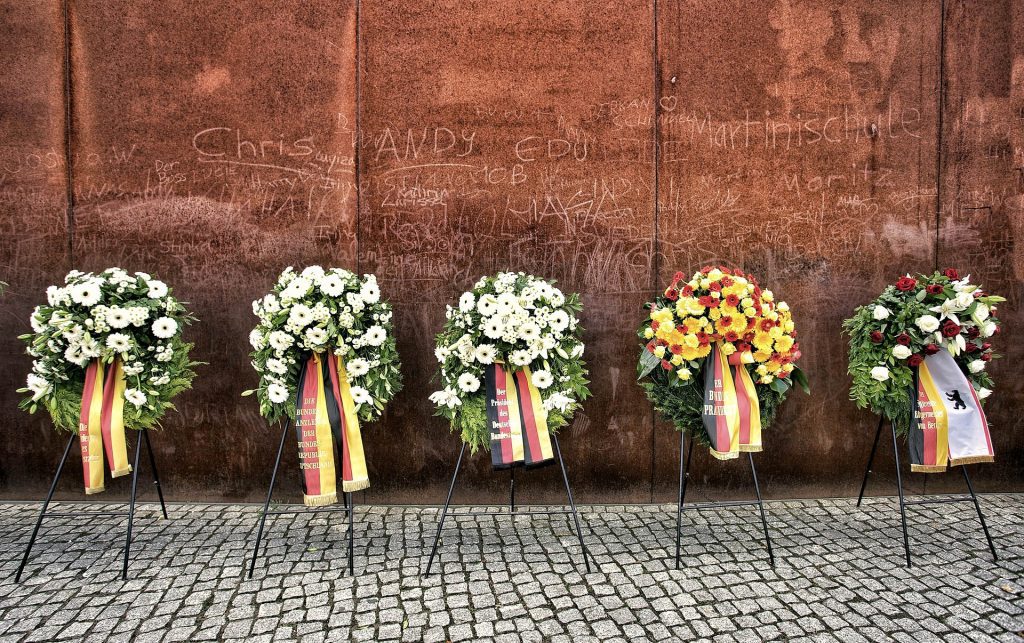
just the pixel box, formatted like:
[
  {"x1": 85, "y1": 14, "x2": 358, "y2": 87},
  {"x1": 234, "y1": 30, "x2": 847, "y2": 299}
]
[
  {"x1": 741, "y1": 297, "x2": 754, "y2": 308},
  {"x1": 654, "y1": 345, "x2": 666, "y2": 359},
  {"x1": 651, "y1": 307, "x2": 674, "y2": 325},
  {"x1": 700, "y1": 278, "x2": 710, "y2": 289},
  {"x1": 708, "y1": 269, "x2": 723, "y2": 280},
  {"x1": 783, "y1": 320, "x2": 795, "y2": 333},
  {"x1": 769, "y1": 326, "x2": 783, "y2": 339},
  {"x1": 759, "y1": 375, "x2": 774, "y2": 384},
  {"x1": 743, "y1": 307, "x2": 757, "y2": 318},
  {"x1": 720, "y1": 343, "x2": 736, "y2": 356},
  {"x1": 778, "y1": 301, "x2": 790, "y2": 312},
  {"x1": 762, "y1": 289, "x2": 774, "y2": 302},
  {"x1": 677, "y1": 368, "x2": 692, "y2": 381},
  {"x1": 756, "y1": 364, "x2": 768, "y2": 376},
  {"x1": 671, "y1": 354, "x2": 684, "y2": 366},
  {"x1": 683, "y1": 333, "x2": 700, "y2": 349}
]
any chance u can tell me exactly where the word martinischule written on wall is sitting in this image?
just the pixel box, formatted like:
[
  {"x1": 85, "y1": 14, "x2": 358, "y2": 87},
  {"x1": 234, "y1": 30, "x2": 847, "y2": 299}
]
[{"x1": 0, "y1": 0, "x2": 1021, "y2": 501}]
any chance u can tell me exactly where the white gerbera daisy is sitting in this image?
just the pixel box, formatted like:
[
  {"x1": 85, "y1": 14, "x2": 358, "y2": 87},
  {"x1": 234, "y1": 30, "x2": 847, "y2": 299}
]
[
  {"x1": 548, "y1": 310, "x2": 570, "y2": 334},
  {"x1": 349, "y1": 386, "x2": 372, "y2": 407},
  {"x1": 360, "y1": 279, "x2": 381, "y2": 304},
  {"x1": 305, "y1": 327, "x2": 328, "y2": 346},
  {"x1": 266, "y1": 358, "x2": 288, "y2": 375},
  {"x1": 477, "y1": 294, "x2": 499, "y2": 317},
  {"x1": 518, "y1": 321, "x2": 541, "y2": 342},
  {"x1": 483, "y1": 317, "x2": 504, "y2": 340},
  {"x1": 509, "y1": 350, "x2": 531, "y2": 367},
  {"x1": 152, "y1": 317, "x2": 178, "y2": 339},
  {"x1": 459, "y1": 292, "x2": 475, "y2": 313},
  {"x1": 267, "y1": 382, "x2": 289, "y2": 404},
  {"x1": 346, "y1": 358, "x2": 370, "y2": 377},
  {"x1": 106, "y1": 307, "x2": 131, "y2": 329},
  {"x1": 70, "y1": 281, "x2": 102, "y2": 307},
  {"x1": 124, "y1": 388, "x2": 147, "y2": 407},
  {"x1": 147, "y1": 280, "x2": 168, "y2": 298},
  {"x1": 457, "y1": 373, "x2": 481, "y2": 393},
  {"x1": 364, "y1": 325, "x2": 387, "y2": 347},
  {"x1": 281, "y1": 276, "x2": 312, "y2": 300},
  {"x1": 319, "y1": 274, "x2": 346, "y2": 298},
  {"x1": 268, "y1": 331, "x2": 293, "y2": 351},
  {"x1": 474, "y1": 344, "x2": 497, "y2": 364},
  {"x1": 531, "y1": 369, "x2": 553, "y2": 389},
  {"x1": 496, "y1": 292, "x2": 519, "y2": 316},
  {"x1": 106, "y1": 333, "x2": 131, "y2": 353},
  {"x1": 301, "y1": 265, "x2": 326, "y2": 281},
  {"x1": 288, "y1": 304, "x2": 314, "y2": 328}
]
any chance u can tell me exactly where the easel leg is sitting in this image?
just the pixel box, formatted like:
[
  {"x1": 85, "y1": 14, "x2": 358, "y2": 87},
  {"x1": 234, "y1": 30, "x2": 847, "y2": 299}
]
[
  {"x1": 961, "y1": 466, "x2": 998, "y2": 562},
  {"x1": 856, "y1": 416, "x2": 885, "y2": 507},
  {"x1": 15, "y1": 434, "x2": 75, "y2": 583},
  {"x1": 424, "y1": 443, "x2": 466, "y2": 577},
  {"x1": 553, "y1": 435, "x2": 592, "y2": 573},
  {"x1": 675, "y1": 431, "x2": 690, "y2": 570},
  {"x1": 122, "y1": 435, "x2": 144, "y2": 581},
  {"x1": 510, "y1": 466, "x2": 516, "y2": 514},
  {"x1": 248, "y1": 420, "x2": 290, "y2": 579},
  {"x1": 142, "y1": 430, "x2": 168, "y2": 520},
  {"x1": 346, "y1": 492, "x2": 355, "y2": 576},
  {"x1": 890, "y1": 420, "x2": 912, "y2": 567},
  {"x1": 748, "y1": 453, "x2": 775, "y2": 567}
]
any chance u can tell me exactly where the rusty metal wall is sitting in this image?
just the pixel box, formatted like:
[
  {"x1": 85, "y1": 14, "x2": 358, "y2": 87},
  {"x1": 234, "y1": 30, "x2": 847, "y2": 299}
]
[{"x1": 0, "y1": 1, "x2": 1020, "y2": 503}]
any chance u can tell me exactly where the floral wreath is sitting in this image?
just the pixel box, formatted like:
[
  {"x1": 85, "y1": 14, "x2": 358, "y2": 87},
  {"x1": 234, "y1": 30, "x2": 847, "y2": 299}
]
[
  {"x1": 19, "y1": 268, "x2": 198, "y2": 432},
  {"x1": 637, "y1": 266, "x2": 806, "y2": 445},
  {"x1": 245, "y1": 266, "x2": 402, "y2": 423},
  {"x1": 431, "y1": 272, "x2": 591, "y2": 450},
  {"x1": 843, "y1": 268, "x2": 1002, "y2": 434}
]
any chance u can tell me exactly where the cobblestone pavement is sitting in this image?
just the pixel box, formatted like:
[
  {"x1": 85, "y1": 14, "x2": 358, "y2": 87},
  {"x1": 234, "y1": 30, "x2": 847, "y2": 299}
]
[{"x1": 0, "y1": 494, "x2": 1021, "y2": 642}]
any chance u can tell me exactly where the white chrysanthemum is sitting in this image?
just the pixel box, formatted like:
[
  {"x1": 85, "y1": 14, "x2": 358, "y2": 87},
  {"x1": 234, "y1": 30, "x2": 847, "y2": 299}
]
[
  {"x1": 337, "y1": 311, "x2": 355, "y2": 329},
  {"x1": 147, "y1": 280, "x2": 168, "y2": 298},
  {"x1": 531, "y1": 369, "x2": 553, "y2": 389},
  {"x1": 360, "y1": 279, "x2": 380, "y2": 304},
  {"x1": 364, "y1": 325, "x2": 387, "y2": 347},
  {"x1": 106, "y1": 333, "x2": 131, "y2": 353},
  {"x1": 549, "y1": 290, "x2": 565, "y2": 307},
  {"x1": 320, "y1": 274, "x2": 346, "y2": 297},
  {"x1": 477, "y1": 294, "x2": 498, "y2": 316},
  {"x1": 128, "y1": 307, "x2": 149, "y2": 326},
  {"x1": 873, "y1": 306, "x2": 890, "y2": 321},
  {"x1": 106, "y1": 307, "x2": 131, "y2": 329},
  {"x1": 346, "y1": 358, "x2": 370, "y2": 377},
  {"x1": 349, "y1": 386, "x2": 372, "y2": 407},
  {"x1": 46, "y1": 286, "x2": 68, "y2": 306},
  {"x1": 249, "y1": 329, "x2": 266, "y2": 350},
  {"x1": 269, "y1": 331, "x2": 293, "y2": 351},
  {"x1": 124, "y1": 388, "x2": 147, "y2": 407},
  {"x1": 915, "y1": 315, "x2": 940, "y2": 334},
  {"x1": 26, "y1": 374, "x2": 51, "y2": 401},
  {"x1": 305, "y1": 327, "x2": 328, "y2": 346},
  {"x1": 457, "y1": 373, "x2": 481, "y2": 393},
  {"x1": 474, "y1": 344, "x2": 497, "y2": 364},
  {"x1": 509, "y1": 350, "x2": 531, "y2": 367},
  {"x1": 155, "y1": 345, "x2": 174, "y2": 362},
  {"x1": 70, "y1": 281, "x2": 102, "y2": 307},
  {"x1": 266, "y1": 358, "x2": 288, "y2": 375},
  {"x1": 346, "y1": 291, "x2": 365, "y2": 312},
  {"x1": 459, "y1": 292, "x2": 475, "y2": 313},
  {"x1": 968, "y1": 359, "x2": 986, "y2": 373},
  {"x1": 870, "y1": 366, "x2": 890, "y2": 381},
  {"x1": 267, "y1": 382, "x2": 289, "y2": 404},
  {"x1": 288, "y1": 304, "x2": 314, "y2": 328},
  {"x1": 152, "y1": 317, "x2": 178, "y2": 339},
  {"x1": 483, "y1": 317, "x2": 504, "y2": 340}
]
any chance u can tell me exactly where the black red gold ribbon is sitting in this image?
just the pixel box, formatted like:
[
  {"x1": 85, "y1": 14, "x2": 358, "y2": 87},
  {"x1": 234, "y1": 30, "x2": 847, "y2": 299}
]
[
  {"x1": 294, "y1": 352, "x2": 368, "y2": 506},
  {"x1": 909, "y1": 350, "x2": 994, "y2": 473},
  {"x1": 486, "y1": 363, "x2": 553, "y2": 469},
  {"x1": 701, "y1": 343, "x2": 762, "y2": 460},
  {"x1": 78, "y1": 359, "x2": 131, "y2": 494}
]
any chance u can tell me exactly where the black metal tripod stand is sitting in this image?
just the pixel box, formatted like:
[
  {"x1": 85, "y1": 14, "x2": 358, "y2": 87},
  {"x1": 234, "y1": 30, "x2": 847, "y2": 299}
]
[
  {"x1": 423, "y1": 434, "x2": 596, "y2": 576},
  {"x1": 674, "y1": 431, "x2": 775, "y2": 568},
  {"x1": 856, "y1": 416, "x2": 998, "y2": 567},
  {"x1": 15, "y1": 429, "x2": 168, "y2": 582},
  {"x1": 247, "y1": 419, "x2": 355, "y2": 579}
]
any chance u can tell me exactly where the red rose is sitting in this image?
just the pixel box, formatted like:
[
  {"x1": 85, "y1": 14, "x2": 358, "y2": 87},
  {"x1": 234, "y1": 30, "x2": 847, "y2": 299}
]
[
  {"x1": 895, "y1": 276, "x2": 917, "y2": 291},
  {"x1": 681, "y1": 285, "x2": 693, "y2": 296},
  {"x1": 926, "y1": 284, "x2": 943, "y2": 295},
  {"x1": 665, "y1": 287, "x2": 679, "y2": 301},
  {"x1": 724, "y1": 331, "x2": 739, "y2": 342},
  {"x1": 982, "y1": 342, "x2": 991, "y2": 351},
  {"x1": 908, "y1": 354, "x2": 924, "y2": 367},
  {"x1": 981, "y1": 353, "x2": 992, "y2": 362},
  {"x1": 967, "y1": 326, "x2": 980, "y2": 339},
  {"x1": 896, "y1": 333, "x2": 911, "y2": 346},
  {"x1": 965, "y1": 343, "x2": 979, "y2": 353},
  {"x1": 725, "y1": 293, "x2": 740, "y2": 307},
  {"x1": 944, "y1": 268, "x2": 959, "y2": 280},
  {"x1": 924, "y1": 343, "x2": 940, "y2": 355},
  {"x1": 994, "y1": 324, "x2": 1001, "y2": 334},
  {"x1": 661, "y1": 359, "x2": 673, "y2": 370},
  {"x1": 941, "y1": 320, "x2": 961, "y2": 338},
  {"x1": 869, "y1": 331, "x2": 884, "y2": 343},
  {"x1": 709, "y1": 281, "x2": 722, "y2": 292}
]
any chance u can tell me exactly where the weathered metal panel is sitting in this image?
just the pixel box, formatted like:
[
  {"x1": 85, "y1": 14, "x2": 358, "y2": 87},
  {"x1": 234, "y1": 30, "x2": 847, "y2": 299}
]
[{"x1": 358, "y1": 0, "x2": 656, "y2": 503}]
